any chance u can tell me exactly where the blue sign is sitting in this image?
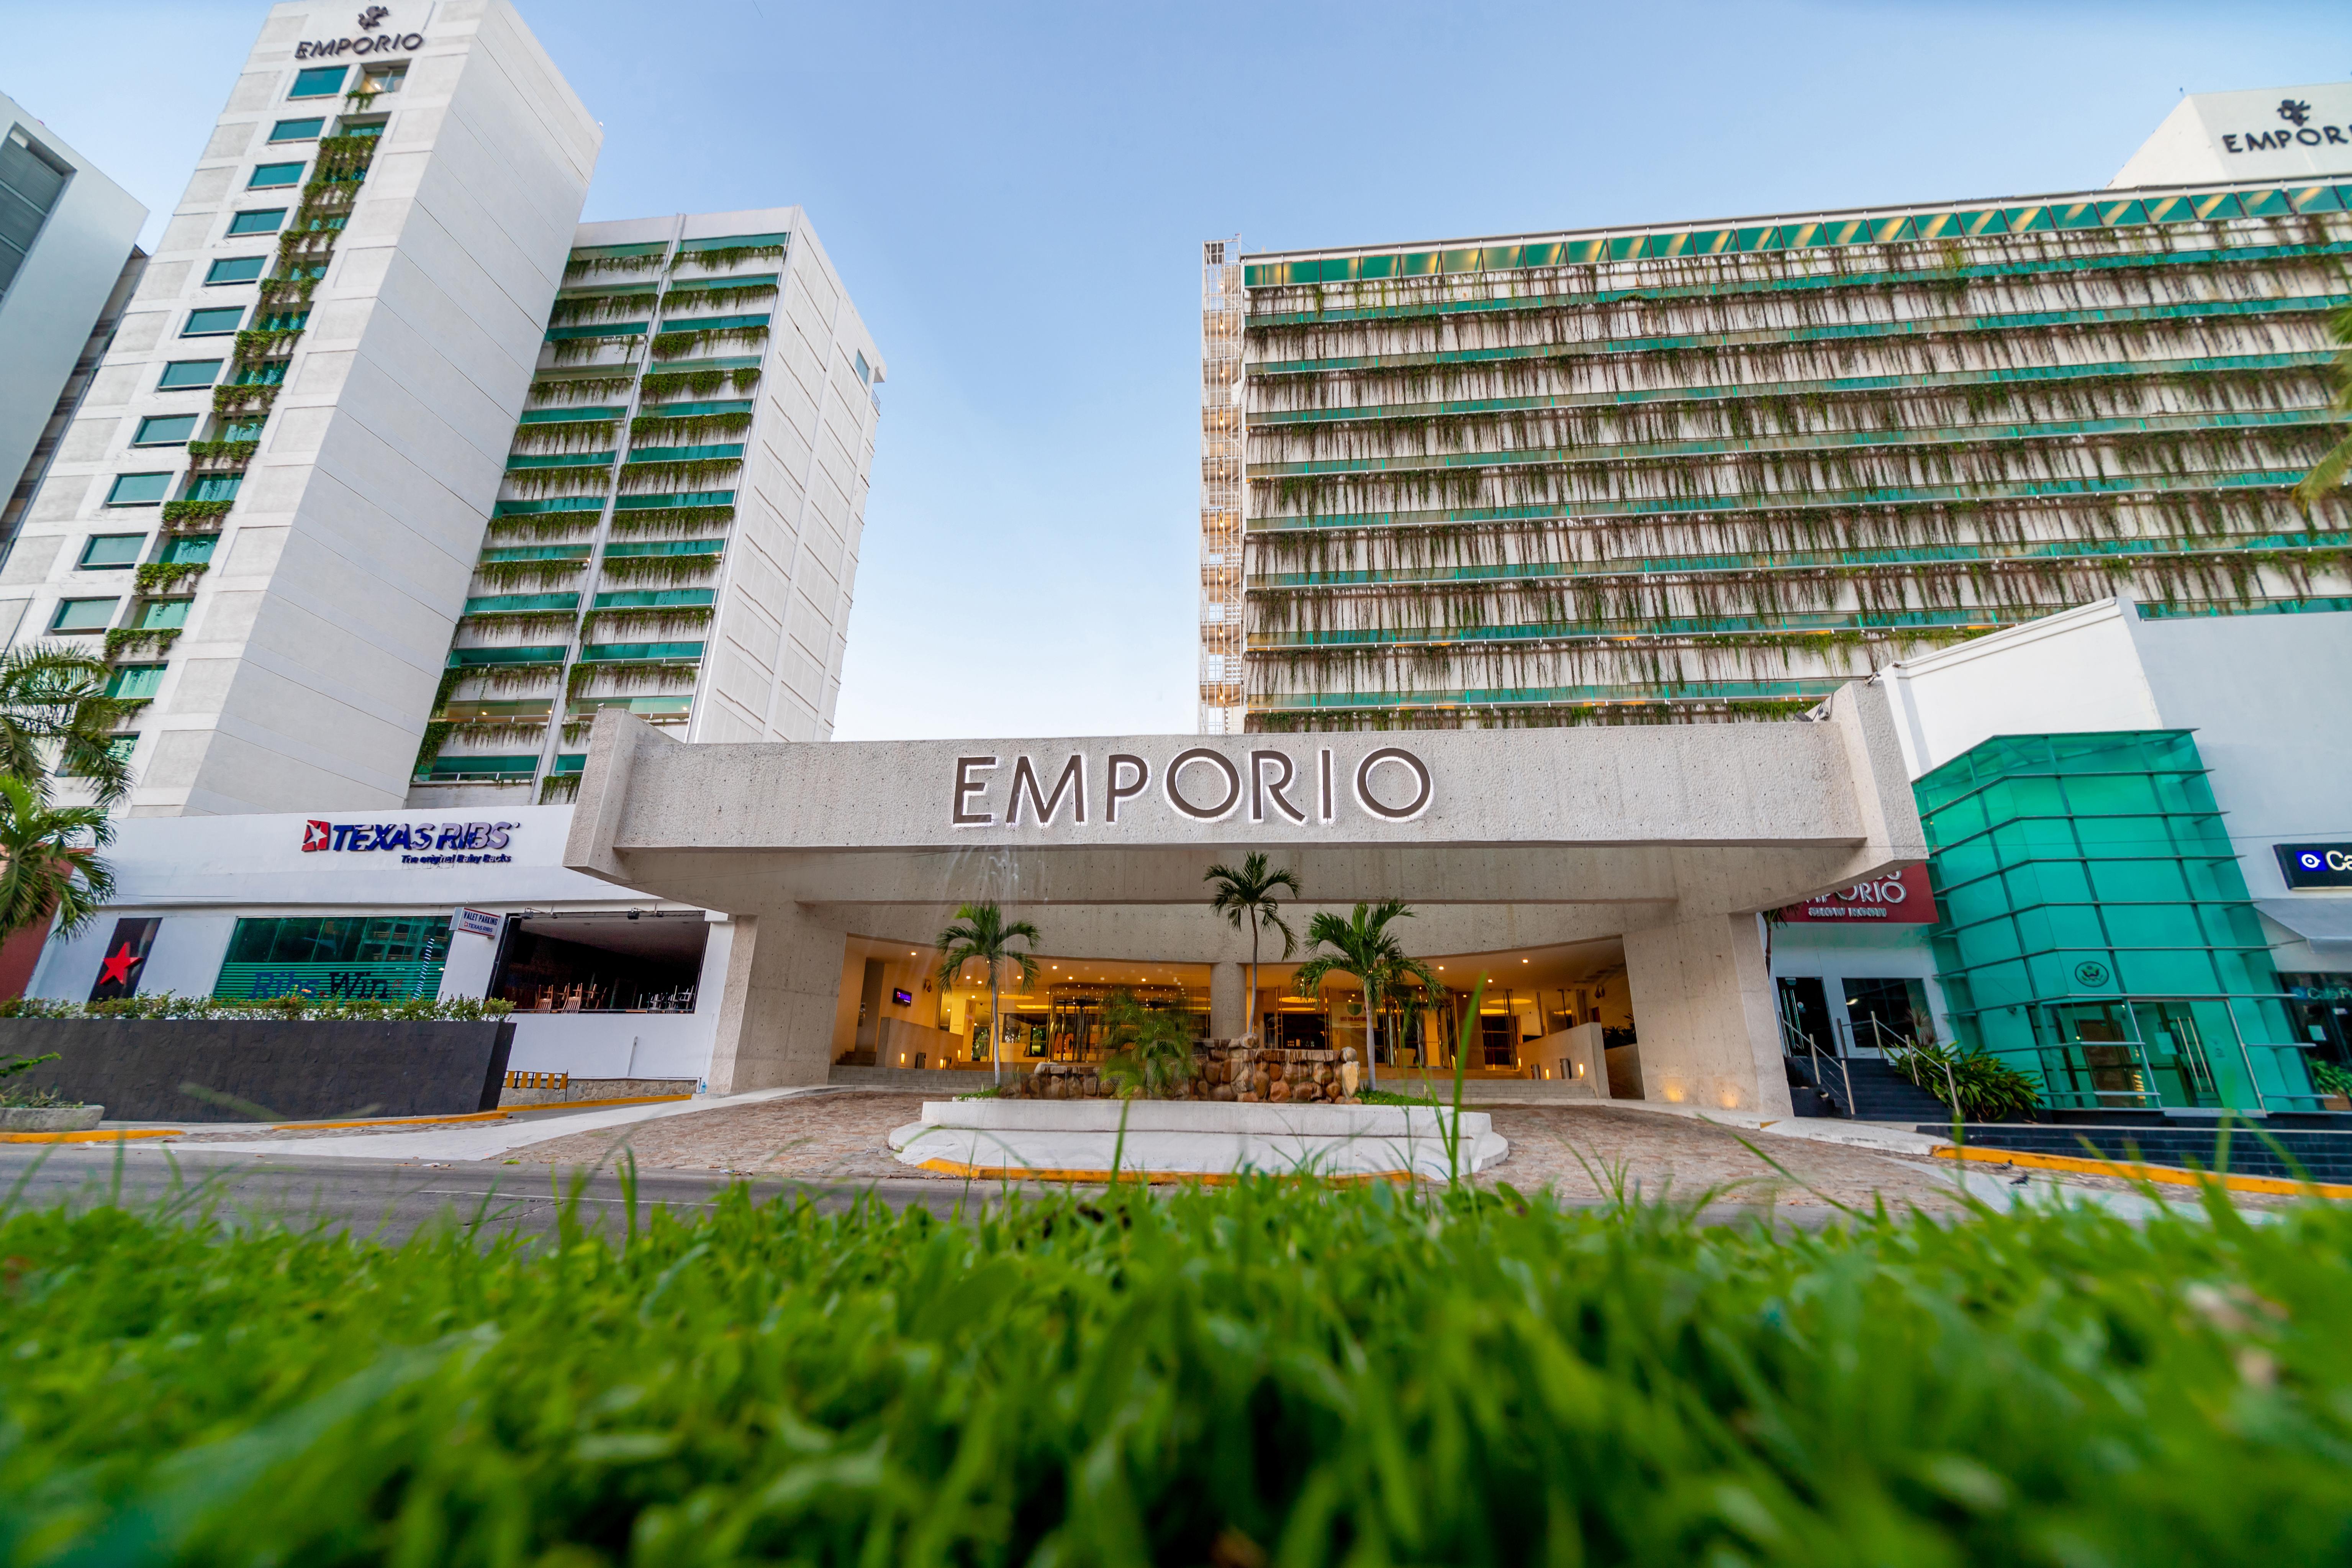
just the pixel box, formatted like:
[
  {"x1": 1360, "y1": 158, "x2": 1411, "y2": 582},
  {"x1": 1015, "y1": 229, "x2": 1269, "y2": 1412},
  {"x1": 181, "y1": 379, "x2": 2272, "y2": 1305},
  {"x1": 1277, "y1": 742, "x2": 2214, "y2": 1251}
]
[{"x1": 2276, "y1": 843, "x2": 2352, "y2": 890}]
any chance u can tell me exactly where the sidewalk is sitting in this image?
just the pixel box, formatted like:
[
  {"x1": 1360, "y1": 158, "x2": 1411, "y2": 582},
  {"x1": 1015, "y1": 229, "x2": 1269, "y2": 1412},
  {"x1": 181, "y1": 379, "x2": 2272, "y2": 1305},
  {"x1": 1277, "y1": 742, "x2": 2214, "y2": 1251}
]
[{"x1": 162, "y1": 1087, "x2": 845, "y2": 1162}]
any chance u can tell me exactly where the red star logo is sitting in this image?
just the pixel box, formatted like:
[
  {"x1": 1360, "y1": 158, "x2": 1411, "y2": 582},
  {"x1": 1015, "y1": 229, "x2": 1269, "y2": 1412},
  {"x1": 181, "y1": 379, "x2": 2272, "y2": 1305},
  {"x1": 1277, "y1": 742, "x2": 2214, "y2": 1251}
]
[
  {"x1": 302, "y1": 819, "x2": 331, "y2": 852},
  {"x1": 98, "y1": 941, "x2": 144, "y2": 988}
]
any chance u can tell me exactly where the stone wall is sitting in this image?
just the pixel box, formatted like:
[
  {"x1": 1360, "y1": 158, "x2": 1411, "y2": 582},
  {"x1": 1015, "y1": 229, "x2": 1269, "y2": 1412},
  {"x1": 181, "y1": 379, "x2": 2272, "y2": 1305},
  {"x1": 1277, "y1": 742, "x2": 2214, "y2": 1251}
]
[{"x1": 1006, "y1": 1040, "x2": 1363, "y2": 1104}]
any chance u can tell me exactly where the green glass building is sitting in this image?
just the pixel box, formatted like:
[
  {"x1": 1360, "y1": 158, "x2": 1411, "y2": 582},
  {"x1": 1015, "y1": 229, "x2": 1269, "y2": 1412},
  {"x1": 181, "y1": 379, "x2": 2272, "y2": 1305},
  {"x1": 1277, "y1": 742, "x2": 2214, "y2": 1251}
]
[{"x1": 1917, "y1": 729, "x2": 2313, "y2": 1113}]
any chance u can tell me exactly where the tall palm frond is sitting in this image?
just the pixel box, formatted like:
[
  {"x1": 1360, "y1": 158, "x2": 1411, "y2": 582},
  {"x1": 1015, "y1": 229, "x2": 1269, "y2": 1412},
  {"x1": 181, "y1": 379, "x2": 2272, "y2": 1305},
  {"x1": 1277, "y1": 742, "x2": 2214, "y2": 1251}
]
[
  {"x1": 0, "y1": 772, "x2": 115, "y2": 939},
  {"x1": 934, "y1": 901, "x2": 1042, "y2": 1087},
  {"x1": 2295, "y1": 303, "x2": 2352, "y2": 510},
  {"x1": 1205, "y1": 851, "x2": 1300, "y2": 1044},
  {"x1": 1293, "y1": 899, "x2": 1442, "y2": 1090},
  {"x1": 0, "y1": 644, "x2": 134, "y2": 804}
]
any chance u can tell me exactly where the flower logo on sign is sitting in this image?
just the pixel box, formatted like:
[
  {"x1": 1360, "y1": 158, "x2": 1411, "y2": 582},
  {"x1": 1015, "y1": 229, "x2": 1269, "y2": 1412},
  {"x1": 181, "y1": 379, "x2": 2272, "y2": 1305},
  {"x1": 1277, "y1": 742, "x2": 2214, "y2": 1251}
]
[
  {"x1": 357, "y1": 5, "x2": 390, "y2": 29},
  {"x1": 2277, "y1": 98, "x2": 2313, "y2": 127}
]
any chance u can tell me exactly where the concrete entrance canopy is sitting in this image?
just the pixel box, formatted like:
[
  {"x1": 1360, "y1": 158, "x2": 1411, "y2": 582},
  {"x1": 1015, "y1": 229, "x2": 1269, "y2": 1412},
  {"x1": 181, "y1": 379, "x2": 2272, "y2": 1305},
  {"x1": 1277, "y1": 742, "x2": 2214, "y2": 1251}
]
[{"x1": 563, "y1": 682, "x2": 1925, "y2": 1116}]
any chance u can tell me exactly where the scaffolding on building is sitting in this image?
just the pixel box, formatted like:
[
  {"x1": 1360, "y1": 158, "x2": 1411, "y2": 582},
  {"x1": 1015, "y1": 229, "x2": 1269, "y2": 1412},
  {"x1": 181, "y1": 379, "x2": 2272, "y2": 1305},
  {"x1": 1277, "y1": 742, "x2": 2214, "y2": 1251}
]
[{"x1": 1197, "y1": 238, "x2": 1246, "y2": 734}]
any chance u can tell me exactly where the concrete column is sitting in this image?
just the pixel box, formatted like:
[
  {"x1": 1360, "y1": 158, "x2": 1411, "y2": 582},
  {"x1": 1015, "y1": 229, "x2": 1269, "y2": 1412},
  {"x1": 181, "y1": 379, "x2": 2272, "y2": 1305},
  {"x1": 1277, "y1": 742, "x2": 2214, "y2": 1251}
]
[
  {"x1": 703, "y1": 906, "x2": 852, "y2": 1093},
  {"x1": 1621, "y1": 911, "x2": 1793, "y2": 1117},
  {"x1": 1210, "y1": 961, "x2": 1245, "y2": 1042}
]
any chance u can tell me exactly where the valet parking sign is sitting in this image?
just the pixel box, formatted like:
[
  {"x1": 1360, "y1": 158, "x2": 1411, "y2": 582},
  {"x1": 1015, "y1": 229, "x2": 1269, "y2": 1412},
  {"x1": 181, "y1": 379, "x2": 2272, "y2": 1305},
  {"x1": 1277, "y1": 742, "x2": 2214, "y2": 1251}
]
[{"x1": 1776, "y1": 864, "x2": 1936, "y2": 924}]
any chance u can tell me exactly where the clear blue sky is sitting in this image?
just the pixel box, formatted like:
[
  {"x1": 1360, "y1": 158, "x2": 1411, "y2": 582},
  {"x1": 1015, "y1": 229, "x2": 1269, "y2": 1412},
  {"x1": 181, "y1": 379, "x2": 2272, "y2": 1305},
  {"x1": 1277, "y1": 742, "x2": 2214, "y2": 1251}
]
[{"x1": 6, "y1": 1, "x2": 2347, "y2": 739}]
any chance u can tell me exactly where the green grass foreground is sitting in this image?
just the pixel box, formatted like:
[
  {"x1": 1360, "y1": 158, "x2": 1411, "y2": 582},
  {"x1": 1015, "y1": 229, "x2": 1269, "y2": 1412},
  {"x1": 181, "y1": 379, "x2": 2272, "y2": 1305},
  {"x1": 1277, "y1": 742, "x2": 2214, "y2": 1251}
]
[{"x1": 3, "y1": 1176, "x2": 2350, "y2": 1566}]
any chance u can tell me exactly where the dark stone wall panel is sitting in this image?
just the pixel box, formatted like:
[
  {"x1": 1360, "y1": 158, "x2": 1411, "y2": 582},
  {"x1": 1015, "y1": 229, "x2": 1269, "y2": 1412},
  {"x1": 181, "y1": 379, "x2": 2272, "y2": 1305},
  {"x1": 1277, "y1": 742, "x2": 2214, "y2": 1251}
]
[{"x1": 0, "y1": 1019, "x2": 515, "y2": 1122}]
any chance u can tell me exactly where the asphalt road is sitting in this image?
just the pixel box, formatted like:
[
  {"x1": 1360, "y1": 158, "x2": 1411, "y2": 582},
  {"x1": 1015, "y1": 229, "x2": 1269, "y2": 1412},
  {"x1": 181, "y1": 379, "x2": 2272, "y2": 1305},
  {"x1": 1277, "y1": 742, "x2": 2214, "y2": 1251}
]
[
  {"x1": 0, "y1": 1142, "x2": 1849, "y2": 1242},
  {"x1": 0, "y1": 1144, "x2": 977, "y2": 1242}
]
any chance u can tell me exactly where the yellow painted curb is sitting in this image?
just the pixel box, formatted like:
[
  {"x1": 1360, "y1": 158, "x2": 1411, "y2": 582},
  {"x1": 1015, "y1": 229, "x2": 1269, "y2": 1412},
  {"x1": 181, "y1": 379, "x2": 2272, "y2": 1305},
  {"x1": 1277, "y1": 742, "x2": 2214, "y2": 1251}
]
[
  {"x1": 0, "y1": 1128, "x2": 181, "y2": 1144},
  {"x1": 274, "y1": 1094, "x2": 692, "y2": 1132},
  {"x1": 1934, "y1": 1143, "x2": 2352, "y2": 1201},
  {"x1": 0, "y1": 1094, "x2": 694, "y2": 1145},
  {"x1": 909, "y1": 1157, "x2": 1413, "y2": 1186}
]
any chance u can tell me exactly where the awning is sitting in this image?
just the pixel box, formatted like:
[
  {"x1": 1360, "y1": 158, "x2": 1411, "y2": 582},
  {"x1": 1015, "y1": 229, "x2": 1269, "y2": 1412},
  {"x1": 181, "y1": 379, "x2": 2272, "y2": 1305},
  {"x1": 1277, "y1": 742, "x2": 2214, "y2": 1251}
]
[{"x1": 2257, "y1": 898, "x2": 2352, "y2": 945}]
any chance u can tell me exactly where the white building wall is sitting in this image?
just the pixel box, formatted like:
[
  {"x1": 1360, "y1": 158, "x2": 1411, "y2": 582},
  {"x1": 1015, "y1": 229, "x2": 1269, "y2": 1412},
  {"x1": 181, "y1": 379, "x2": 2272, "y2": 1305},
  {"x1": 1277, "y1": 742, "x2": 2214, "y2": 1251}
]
[
  {"x1": 23, "y1": 803, "x2": 731, "y2": 1081},
  {"x1": 690, "y1": 208, "x2": 881, "y2": 745},
  {"x1": 5, "y1": 0, "x2": 599, "y2": 817},
  {"x1": 0, "y1": 90, "x2": 147, "y2": 516}
]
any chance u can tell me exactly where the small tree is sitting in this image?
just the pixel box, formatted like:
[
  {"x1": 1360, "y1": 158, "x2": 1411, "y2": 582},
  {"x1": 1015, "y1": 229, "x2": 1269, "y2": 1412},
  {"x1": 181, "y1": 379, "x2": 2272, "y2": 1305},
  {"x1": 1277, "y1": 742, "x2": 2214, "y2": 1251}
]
[
  {"x1": 1099, "y1": 989, "x2": 1196, "y2": 1100},
  {"x1": 0, "y1": 773, "x2": 115, "y2": 942},
  {"x1": 1294, "y1": 900, "x2": 1441, "y2": 1091},
  {"x1": 0, "y1": 644, "x2": 135, "y2": 806},
  {"x1": 1204, "y1": 852, "x2": 1299, "y2": 1045},
  {"x1": 934, "y1": 901, "x2": 1040, "y2": 1088}
]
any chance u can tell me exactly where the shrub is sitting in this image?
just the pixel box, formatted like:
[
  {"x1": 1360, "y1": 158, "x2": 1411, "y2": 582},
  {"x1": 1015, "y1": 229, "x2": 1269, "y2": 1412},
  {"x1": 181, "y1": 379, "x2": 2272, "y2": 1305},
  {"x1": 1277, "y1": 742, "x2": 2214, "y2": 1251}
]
[
  {"x1": 2, "y1": 1182, "x2": 2350, "y2": 1563},
  {"x1": 0, "y1": 991, "x2": 511, "y2": 1022},
  {"x1": 1889, "y1": 1038, "x2": 2043, "y2": 1122}
]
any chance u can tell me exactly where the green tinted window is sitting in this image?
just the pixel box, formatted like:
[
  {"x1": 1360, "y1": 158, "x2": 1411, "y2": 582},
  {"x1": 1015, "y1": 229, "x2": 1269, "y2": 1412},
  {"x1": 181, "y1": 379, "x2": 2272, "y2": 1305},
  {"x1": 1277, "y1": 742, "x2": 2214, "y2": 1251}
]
[
  {"x1": 289, "y1": 66, "x2": 347, "y2": 98},
  {"x1": 183, "y1": 306, "x2": 243, "y2": 336},
  {"x1": 160, "y1": 535, "x2": 215, "y2": 565},
  {"x1": 49, "y1": 599, "x2": 117, "y2": 632},
  {"x1": 105, "y1": 473, "x2": 171, "y2": 506},
  {"x1": 157, "y1": 360, "x2": 222, "y2": 389},
  {"x1": 269, "y1": 117, "x2": 324, "y2": 141},
  {"x1": 203, "y1": 256, "x2": 266, "y2": 285},
  {"x1": 186, "y1": 474, "x2": 242, "y2": 503},
  {"x1": 133, "y1": 415, "x2": 198, "y2": 446},
  {"x1": 248, "y1": 161, "x2": 304, "y2": 188},
  {"x1": 224, "y1": 208, "x2": 286, "y2": 236},
  {"x1": 77, "y1": 534, "x2": 146, "y2": 569},
  {"x1": 135, "y1": 600, "x2": 191, "y2": 631},
  {"x1": 106, "y1": 665, "x2": 167, "y2": 700}
]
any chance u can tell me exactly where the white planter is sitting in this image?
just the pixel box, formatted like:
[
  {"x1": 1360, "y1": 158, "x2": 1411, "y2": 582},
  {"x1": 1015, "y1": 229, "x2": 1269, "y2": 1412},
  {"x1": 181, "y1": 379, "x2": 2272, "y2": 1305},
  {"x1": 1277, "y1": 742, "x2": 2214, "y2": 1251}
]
[
  {"x1": 889, "y1": 1098, "x2": 1507, "y2": 1181},
  {"x1": 0, "y1": 1105, "x2": 103, "y2": 1132}
]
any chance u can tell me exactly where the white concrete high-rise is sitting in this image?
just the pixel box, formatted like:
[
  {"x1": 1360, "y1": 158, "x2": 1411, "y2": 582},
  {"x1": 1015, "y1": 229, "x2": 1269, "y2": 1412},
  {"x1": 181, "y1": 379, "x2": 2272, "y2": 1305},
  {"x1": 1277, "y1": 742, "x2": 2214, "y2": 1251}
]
[
  {"x1": 0, "y1": 88, "x2": 148, "y2": 595},
  {"x1": 410, "y1": 207, "x2": 884, "y2": 805},
  {"x1": 0, "y1": 1, "x2": 601, "y2": 815}
]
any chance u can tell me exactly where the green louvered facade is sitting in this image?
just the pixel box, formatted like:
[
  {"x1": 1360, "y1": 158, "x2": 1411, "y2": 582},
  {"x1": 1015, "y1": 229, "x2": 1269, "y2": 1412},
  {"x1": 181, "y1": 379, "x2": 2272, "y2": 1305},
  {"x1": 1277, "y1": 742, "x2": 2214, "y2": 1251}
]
[{"x1": 1235, "y1": 182, "x2": 2352, "y2": 729}]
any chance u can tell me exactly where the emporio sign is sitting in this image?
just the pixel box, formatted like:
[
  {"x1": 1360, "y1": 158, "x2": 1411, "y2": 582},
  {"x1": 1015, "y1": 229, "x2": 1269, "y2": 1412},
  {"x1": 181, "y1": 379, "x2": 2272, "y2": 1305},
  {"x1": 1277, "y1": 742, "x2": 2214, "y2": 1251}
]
[
  {"x1": 295, "y1": 6, "x2": 424, "y2": 60},
  {"x1": 2220, "y1": 98, "x2": 2352, "y2": 154},
  {"x1": 949, "y1": 747, "x2": 1434, "y2": 828}
]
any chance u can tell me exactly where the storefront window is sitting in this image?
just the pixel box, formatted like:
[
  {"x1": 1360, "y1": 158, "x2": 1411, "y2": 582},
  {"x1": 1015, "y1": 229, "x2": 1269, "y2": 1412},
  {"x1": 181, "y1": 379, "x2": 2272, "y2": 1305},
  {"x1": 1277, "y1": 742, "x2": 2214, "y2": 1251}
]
[
  {"x1": 214, "y1": 916, "x2": 450, "y2": 1001},
  {"x1": 491, "y1": 913, "x2": 707, "y2": 1013}
]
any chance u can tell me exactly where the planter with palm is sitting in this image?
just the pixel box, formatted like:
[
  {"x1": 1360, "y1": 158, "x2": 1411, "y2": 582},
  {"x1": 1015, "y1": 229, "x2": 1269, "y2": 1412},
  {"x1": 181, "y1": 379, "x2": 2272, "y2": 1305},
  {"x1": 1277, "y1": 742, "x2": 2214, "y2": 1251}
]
[
  {"x1": 1099, "y1": 989, "x2": 1196, "y2": 1100},
  {"x1": 934, "y1": 901, "x2": 1040, "y2": 1088},
  {"x1": 1293, "y1": 899, "x2": 1443, "y2": 1092},
  {"x1": 1204, "y1": 852, "x2": 1299, "y2": 1045}
]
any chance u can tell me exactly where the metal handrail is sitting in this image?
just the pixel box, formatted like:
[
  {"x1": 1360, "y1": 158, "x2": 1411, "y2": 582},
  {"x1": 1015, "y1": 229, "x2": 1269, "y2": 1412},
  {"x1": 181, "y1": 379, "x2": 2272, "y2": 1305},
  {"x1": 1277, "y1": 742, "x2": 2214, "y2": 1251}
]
[{"x1": 1780, "y1": 1016, "x2": 1852, "y2": 1117}]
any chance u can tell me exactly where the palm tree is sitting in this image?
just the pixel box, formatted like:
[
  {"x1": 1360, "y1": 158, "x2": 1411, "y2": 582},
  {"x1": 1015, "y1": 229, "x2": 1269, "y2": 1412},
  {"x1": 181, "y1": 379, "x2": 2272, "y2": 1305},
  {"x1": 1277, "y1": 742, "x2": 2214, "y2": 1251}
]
[
  {"x1": 1293, "y1": 899, "x2": 1441, "y2": 1092},
  {"x1": 2297, "y1": 303, "x2": 2352, "y2": 508},
  {"x1": 0, "y1": 644, "x2": 134, "y2": 804},
  {"x1": 0, "y1": 772, "x2": 115, "y2": 941},
  {"x1": 1099, "y1": 988, "x2": 1196, "y2": 1100},
  {"x1": 934, "y1": 901, "x2": 1041, "y2": 1088},
  {"x1": 1205, "y1": 852, "x2": 1299, "y2": 1045}
]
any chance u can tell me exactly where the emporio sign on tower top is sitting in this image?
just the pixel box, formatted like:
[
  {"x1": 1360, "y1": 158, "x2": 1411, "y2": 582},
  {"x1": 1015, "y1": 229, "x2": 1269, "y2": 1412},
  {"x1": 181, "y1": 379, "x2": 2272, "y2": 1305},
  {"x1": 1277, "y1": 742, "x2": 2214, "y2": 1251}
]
[
  {"x1": 295, "y1": 5, "x2": 424, "y2": 60},
  {"x1": 2221, "y1": 97, "x2": 2352, "y2": 153}
]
